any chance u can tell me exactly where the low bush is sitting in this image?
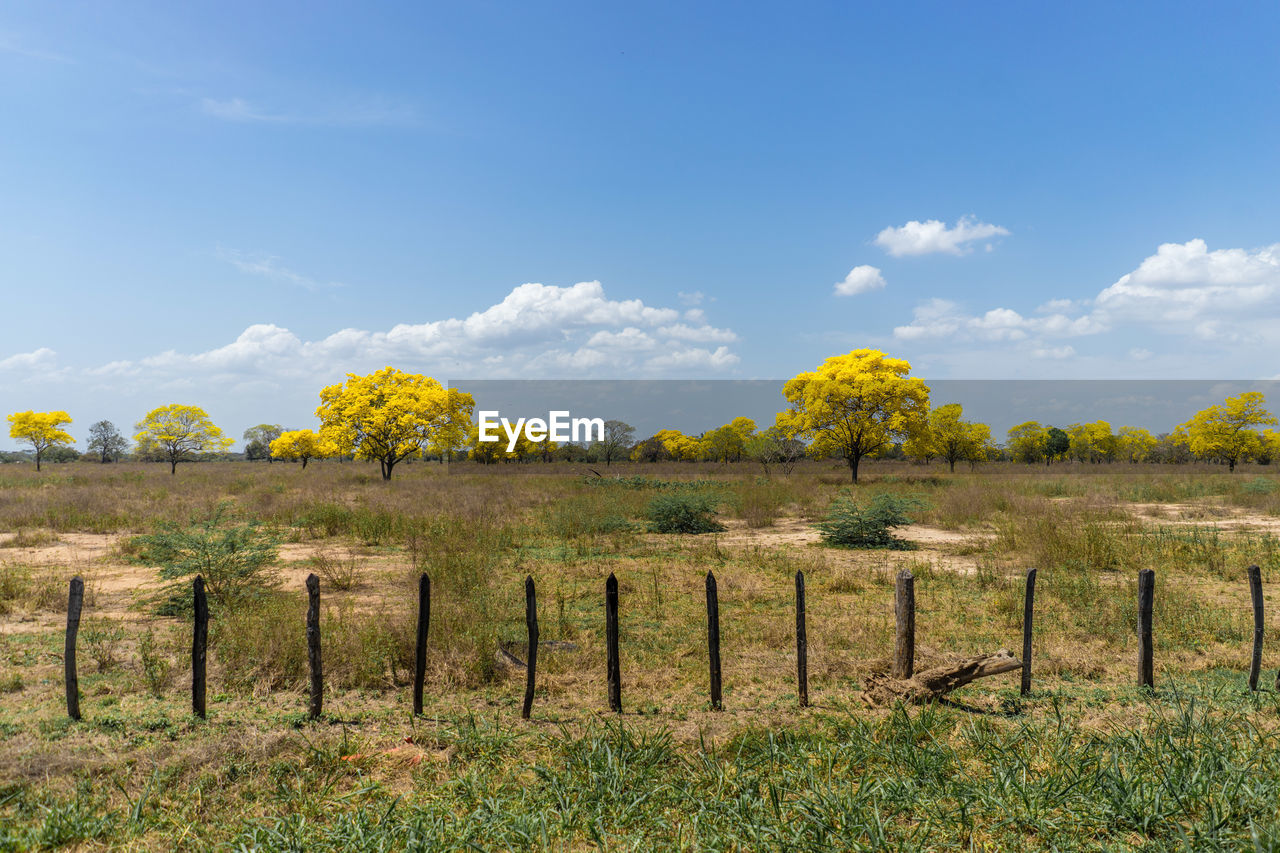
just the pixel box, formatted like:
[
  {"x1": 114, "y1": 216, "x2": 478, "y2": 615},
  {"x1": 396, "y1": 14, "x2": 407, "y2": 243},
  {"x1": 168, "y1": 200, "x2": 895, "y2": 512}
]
[
  {"x1": 645, "y1": 493, "x2": 725, "y2": 534},
  {"x1": 308, "y1": 549, "x2": 359, "y2": 591},
  {"x1": 133, "y1": 503, "x2": 280, "y2": 614},
  {"x1": 815, "y1": 492, "x2": 926, "y2": 549}
]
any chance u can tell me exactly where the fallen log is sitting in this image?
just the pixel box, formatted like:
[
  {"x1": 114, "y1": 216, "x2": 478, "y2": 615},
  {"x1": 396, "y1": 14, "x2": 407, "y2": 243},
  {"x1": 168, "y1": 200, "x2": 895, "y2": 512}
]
[{"x1": 863, "y1": 649, "x2": 1022, "y2": 705}]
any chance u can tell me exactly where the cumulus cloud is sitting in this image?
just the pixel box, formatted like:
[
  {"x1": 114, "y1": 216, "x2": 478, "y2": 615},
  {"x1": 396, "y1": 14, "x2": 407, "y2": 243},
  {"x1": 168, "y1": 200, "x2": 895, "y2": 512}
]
[
  {"x1": 1094, "y1": 239, "x2": 1280, "y2": 341},
  {"x1": 0, "y1": 347, "x2": 58, "y2": 372},
  {"x1": 77, "y1": 281, "x2": 740, "y2": 387},
  {"x1": 891, "y1": 238, "x2": 1280, "y2": 372},
  {"x1": 833, "y1": 265, "x2": 886, "y2": 296},
  {"x1": 874, "y1": 216, "x2": 1010, "y2": 257},
  {"x1": 893, "y1": 301, "x2": 1100, "y2": 343}
]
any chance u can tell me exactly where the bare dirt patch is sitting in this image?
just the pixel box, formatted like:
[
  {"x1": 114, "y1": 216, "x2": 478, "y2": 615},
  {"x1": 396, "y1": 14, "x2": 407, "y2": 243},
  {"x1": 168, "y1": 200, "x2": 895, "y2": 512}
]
[
  {"x1": 716, "y1": 517, "x2": 992, "y2": 575},
  {"x1": 1126, "y1": 502, "x2": 1280, "y2": 533}
]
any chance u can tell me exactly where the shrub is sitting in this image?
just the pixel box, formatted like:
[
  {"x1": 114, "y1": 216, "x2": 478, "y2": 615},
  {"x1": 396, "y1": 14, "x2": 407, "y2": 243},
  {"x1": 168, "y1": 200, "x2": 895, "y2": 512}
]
[
  {"x1": 81, "y1": 621, "x2": 127, "y2": 672},
  {"x1": 645, "y1": 493, "x2": 725, "y2": 534},
  {"x1": 134, "y1": 503, "x2": 280, "y2": 614},
  {"x1": 138, "y1": 628, "x2": 175, "y2": 697},
  {"x1": 815, "y1": 492, "x2": 926, "y2": 549},
  {"x1": 307, "y1": 549, "x2": 359, "y2": 591}
]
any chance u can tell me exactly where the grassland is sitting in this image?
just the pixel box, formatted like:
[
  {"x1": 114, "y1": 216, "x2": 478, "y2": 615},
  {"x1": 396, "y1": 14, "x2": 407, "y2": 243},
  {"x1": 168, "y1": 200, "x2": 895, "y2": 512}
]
[{"x1": 2, "y1": 459, "x2": 1280, "y2": 850}]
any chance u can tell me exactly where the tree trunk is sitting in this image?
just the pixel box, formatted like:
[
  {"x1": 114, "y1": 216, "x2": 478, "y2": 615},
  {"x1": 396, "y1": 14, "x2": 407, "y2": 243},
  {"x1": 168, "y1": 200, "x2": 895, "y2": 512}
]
[
  {"x1": 382, "y1": 458, "x2": 394, "y2": 480},
  {"x1": 35, "y1": 450, "x2": 41, "y2": 472},
  {"x1": 170, "y1": 458, "x2": 178, "y2": 475},
  {"x1": 847, "y1": 453, "x2": 861, "y2": 483},
  {"x1": 949, "y1": 458, "x2": 956, "y2": 473},
  {"x1": 1229, "y1": 458, "x2": 1237, "y2": 473},
  {"x1": 864, "y1": 650, "x2": 1022, "y2": 705},
  {"x1": 301, "y1": 457, "x2": 309, "y2": 470}
]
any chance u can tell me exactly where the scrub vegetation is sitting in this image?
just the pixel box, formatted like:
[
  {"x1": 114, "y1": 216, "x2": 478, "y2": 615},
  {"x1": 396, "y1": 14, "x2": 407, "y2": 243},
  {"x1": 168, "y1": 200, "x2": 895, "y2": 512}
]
[{"x1": 2, "y1": 458, "x2": 1280, "y2": 849}]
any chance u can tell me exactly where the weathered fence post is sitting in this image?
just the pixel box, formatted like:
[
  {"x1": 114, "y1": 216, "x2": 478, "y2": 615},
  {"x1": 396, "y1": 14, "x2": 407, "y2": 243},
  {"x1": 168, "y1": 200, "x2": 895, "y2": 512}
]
[
  {"x1": 1137, "y1": 569, "x2": 1154, "y2": 689},
  {"x1": 1021, "y1": 568, "x2": 1037, "y2": 696},
  {"x1": 65, "y1": 577, "x2": 84, "y2": 721},
  {"x1": 193, "y1": 575, "x2": 208, "y2": 718},
  {"x1": 306, "y1": 574, "x2": 323, "y2": 719},
  {"x1": 522, "y1": 575, "x2": 538, "y2": 720},
  {"x1": 413, "y1": 573, "x2": 430, "y2": 715},
  {"x1": 1248, "y1": 564, "x2": 1263, "y2": 692},
  {"x1": 796, "y1": 570, "x2": 808, "y2": 708},
  {"x1": 606, "y1": 573, "x2": 621, "y2": 713},
  {"x1": 706, "y1": 571, "x2": 722, "y2": 710},
  {"x1": 893, "y1": 570, "x2": 915, "y2": 680}
]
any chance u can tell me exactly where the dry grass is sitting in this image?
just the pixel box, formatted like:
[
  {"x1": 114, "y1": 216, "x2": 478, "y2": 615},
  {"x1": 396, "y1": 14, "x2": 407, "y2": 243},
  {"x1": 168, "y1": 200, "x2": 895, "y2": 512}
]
[{"x1": 3, "y1": 458, "x2": 1280, "y2": 848}]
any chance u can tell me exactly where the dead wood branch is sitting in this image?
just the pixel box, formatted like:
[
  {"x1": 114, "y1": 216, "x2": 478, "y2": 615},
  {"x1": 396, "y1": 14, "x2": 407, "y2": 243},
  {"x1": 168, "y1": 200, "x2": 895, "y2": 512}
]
[{"x1": 864, "y1": 649, "x2": 1022, "y2": 705}]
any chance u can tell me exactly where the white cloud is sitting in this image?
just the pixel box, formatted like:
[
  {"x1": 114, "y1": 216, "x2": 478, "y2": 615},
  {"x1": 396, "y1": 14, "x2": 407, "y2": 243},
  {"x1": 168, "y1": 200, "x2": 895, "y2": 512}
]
[
  {"x1": 833, "y1": 265, "x2": 886, "y2": 296},
  {"x1": 0, "y1": 347, "x2": 57, "y2": 372},
  {"x1": 893, "y1": 301, "x2": 1100, "y2": 344},
  {"x1": 891, "y1": 238, "x2": 1280, "y2": 375},
  {"x1": 0, "y1": 33, "x2": 71, "y2": 63},
  {"x1": 218, "y1": 247, "x2": 341, "y2": 291},
  {"x1": 645, "y1": 346, "x2": 739, "y2": 370},
  {"x1": 874, "y1": 216, "x2": 1010, "y2": 257},
  {"x1": 677, "y1": 291, "x2": 705, "y2": 306},
  {"x1": 1094, "y1": 239, "x2": 1280, "y2": 341},
  {"x1": 200, "y1": 96, "x2": 417, "y2": 126},
  {"x1": 656, "y1": 323, "x2": 738, "y2": 343},
  {"x1": 76, "y1": 281, "x2": 740, "y2": 387},
  {"x1": 585, "y1": 328, "x2": 657, "y2": 351}
]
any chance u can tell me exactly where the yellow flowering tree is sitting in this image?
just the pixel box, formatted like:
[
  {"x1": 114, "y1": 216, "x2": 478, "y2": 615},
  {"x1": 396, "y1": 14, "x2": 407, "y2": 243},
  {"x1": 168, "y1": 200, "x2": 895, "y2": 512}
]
[
  {"x1": 270, "y1": 429, "x2": 337, "y2": 469},
  {"x1": 427, "y1": 388, "x2": 478, "y2": 463},
  {"x1": 316, "y1": 367, "x2": 474, "y2": 480},
  {"x1": 134, "y1": 405, "x2": 233, "y2": 474},
  {"x1": 7, "y1": 410, "x2": 74, "y2": 471},
  {"x1": 779, "y1": 349, "x2": 930, "y2": 483},
  {"x1": 1116, "y1": 426, "x2": 1157, "y2": 463},
  {"x1": 910, "y1": 403, "x2": 992, "y2": 472},
  {"x1": 1006, "y1": 421, "x2": 1048, "y2": 464},
  {"x1": 1175, "y1": 392, "x2": 1276, "y2": 472}
]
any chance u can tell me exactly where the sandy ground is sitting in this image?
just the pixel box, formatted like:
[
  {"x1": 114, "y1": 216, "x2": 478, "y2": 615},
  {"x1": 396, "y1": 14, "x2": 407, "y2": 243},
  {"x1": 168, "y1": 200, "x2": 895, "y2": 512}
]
[{"x1": 2, "y1": 498, "x2": 1276, "y2": 635}]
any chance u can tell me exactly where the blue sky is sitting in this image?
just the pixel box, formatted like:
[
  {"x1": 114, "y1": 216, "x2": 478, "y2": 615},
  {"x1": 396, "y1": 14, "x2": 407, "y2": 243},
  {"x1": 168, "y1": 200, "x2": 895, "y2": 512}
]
[{"x1": 3, "y1": 1, "x2": 1280, "y2": 446}]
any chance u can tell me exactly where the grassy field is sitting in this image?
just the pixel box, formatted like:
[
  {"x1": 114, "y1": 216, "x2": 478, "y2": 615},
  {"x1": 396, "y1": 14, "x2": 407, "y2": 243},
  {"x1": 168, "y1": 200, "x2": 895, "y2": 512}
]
[{"x1": 2, "y1": 459, "x2": 1280, "y2": 850}]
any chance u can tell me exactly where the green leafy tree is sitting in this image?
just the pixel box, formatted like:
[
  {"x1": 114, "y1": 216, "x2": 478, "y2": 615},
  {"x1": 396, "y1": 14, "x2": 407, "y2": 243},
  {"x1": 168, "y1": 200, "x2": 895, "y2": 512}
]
[
  {"x1": 1045, "y1": 427, "x2": 1071, "y2": 464},
  {"x1": 87, "y1": 420, "x2": 129, "y2": 463},
  {"x1": 595, "y1": 420, "x2": 635, "y2": 466},
  {"x1": 243, "y1": 424, "x2": 284, "y2": 462}
]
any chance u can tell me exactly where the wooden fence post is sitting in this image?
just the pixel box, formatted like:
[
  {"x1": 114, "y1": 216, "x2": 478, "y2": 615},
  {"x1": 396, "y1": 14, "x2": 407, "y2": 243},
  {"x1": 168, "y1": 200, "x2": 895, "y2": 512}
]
[
  {"x1": 1021, "y1": 568, "x2": 1037, "y2": 696},
  {"x1": 522, "y1": 576, "x2": 538, "y2": 720},
  {"x1": 193, "y1": 575, "x2": 208, "y2": 718},
  {"x1": 1248, "y1": 564, "x2": 1263, "y2": 692},
  {"x1": 1137, "y1": 569, "x2": 1154, "y2": 689},
  {"x1": 413, "y1": 573, "x2": 430, "y2": 715},
  {"x1": 893, "y1": 570, "x2": 915, "y2": 680},
  {"x1": 606, "y1": 573, "x2": 621, "y2": 713},
  {"x1": 796, "y1": 570, "x2": 808, "y2": 708},
  {"x1": 65, "y1": 577, "x2": 84, "y2": 721},
  {"x1": 706, "y1": 571, "x2": 722, "y2": 710},
  {"x1": 306, "y1": 574, "x2": 323, "y2": 719}
]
